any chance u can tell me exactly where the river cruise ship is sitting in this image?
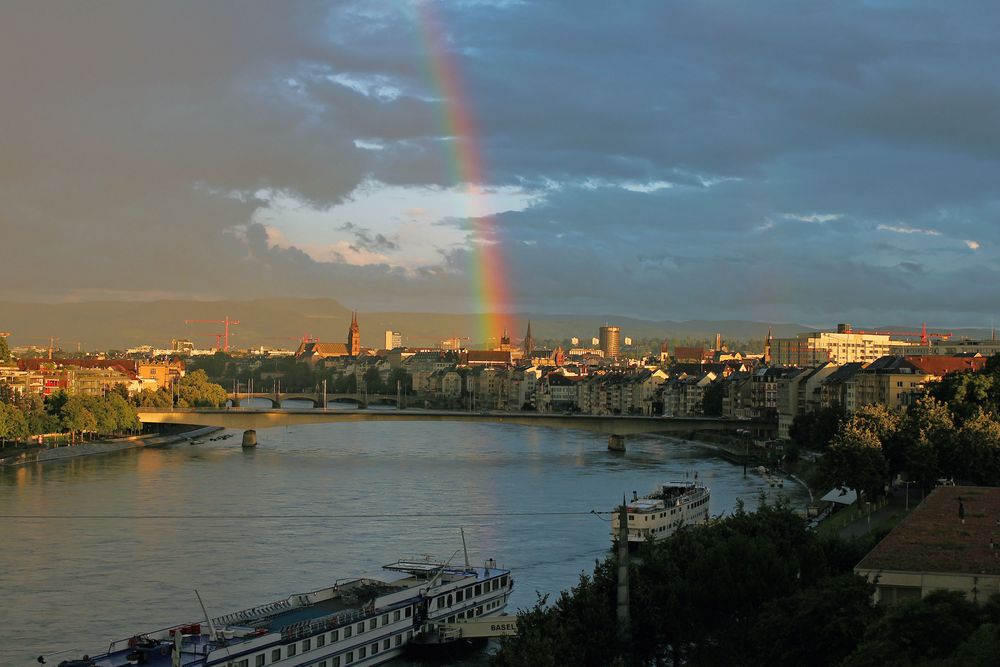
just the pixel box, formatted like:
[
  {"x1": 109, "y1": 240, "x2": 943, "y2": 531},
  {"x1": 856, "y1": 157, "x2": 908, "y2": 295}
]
[
  {"x1": 611, "y1": 481, "x2": 710, "y2": 548},
  {"x1": 51, "y1": 558, "x2": 512, "y2": 667}
]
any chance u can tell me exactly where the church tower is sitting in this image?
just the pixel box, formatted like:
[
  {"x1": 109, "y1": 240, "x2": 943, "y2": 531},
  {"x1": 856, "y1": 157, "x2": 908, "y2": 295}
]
[
  {"x1": 499, "y1": 328, "x2": 511, "y2": 352},
  {"x1": 763, "y1": 327, "x2": 773, "y2": 365},
  {"x1": 523, "y1": 321, "x2": 534, "y2": 358},
  {"x1": 348, "y1": 311, "x2": 361, "y2": 356}
]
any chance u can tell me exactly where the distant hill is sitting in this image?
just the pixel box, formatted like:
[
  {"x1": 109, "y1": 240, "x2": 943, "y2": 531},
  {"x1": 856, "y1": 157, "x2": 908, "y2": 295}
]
[{"x1": 8, "y1": 297, "x2": 962, "y2": 352}]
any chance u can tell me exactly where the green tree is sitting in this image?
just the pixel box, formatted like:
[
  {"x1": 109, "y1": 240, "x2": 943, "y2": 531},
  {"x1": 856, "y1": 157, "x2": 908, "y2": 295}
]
[
  {"x1": 887, "y1": 396, "x2": 953, "y2": 489},
  {"x1": 362, "y1": 366, "x2": 384, "y2": 394},
  {"x1": 949, "y1": 411, "x2": 1000, "y2": 485},
  {"x1": 844, "y1": 590, "x2": 981, "y2": 667},
  {"x1": 61, "y1": 396, "x2": 97, "y2": 443},
  {"x1": 825, "y1": 425, "x2": 888, "y2": 500},
  {"x1": 701, "y1": 381, "x2": 724, "y2": 416},
  {"x1": 177, "y1": 369, "x2": 228, "y2": 408},
  {"x1": 0, "y1": 334, "x2": 11, "y2": 364},
  {"x1": 136, "y1": 387, "x2": 173, "y2": 408},
  {"x1": 789, "y1": 404, "x2": 844, "y2": 450},
  {"x1": 0, "y1": 402, "x2": 28, "y2": 446}
]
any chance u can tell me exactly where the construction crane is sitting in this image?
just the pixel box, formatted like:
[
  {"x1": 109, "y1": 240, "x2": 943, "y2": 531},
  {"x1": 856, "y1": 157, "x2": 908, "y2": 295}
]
[
  {"x1": 847, "y1": 323, "x2": 952, "y2": 346},
  {"x1": 184, "y1": 316, "x2": 240, "y2": 352},
  {"x1": 22, "y1": 336, "x2": 60, "y2": 360}
]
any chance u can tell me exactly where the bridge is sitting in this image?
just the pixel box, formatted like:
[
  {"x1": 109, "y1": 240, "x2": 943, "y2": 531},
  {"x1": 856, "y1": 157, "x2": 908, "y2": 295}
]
[
  {"x1": 137, "y1": 408, "x2": 756, "y2": 451},
  {"x1": 228, "y1": 392, "x2": 399, "y2": 408}
]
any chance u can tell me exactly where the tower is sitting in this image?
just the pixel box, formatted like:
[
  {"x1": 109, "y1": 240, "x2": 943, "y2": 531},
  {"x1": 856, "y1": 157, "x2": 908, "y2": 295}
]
[
  {"x1": 599, "y1": 325, "x2": 621, "y2": 359},
  {"x1": 523, "y1": 321, "x2": 534, "y2": 358},
  {"x1": 499, "y1": 328, "x2": 511, "y2": 352},
  {"x1": 348, "y1": 312, "x2": 361, "y2": 356},
  {"x1": 763, "y1": 327, "x2": 773, "y2": 365}
]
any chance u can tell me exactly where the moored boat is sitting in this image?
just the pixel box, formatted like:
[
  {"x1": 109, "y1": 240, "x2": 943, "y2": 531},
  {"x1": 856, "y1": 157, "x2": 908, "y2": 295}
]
[
  {"x1": 611, "y1": 481, "x2": 710, "y2": 548},
  {"x1": 45, "y1": 556, "x2": 513, "y2": 667}
]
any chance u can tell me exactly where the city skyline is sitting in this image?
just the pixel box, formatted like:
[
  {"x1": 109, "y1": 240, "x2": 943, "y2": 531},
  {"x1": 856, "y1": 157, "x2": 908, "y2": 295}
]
[{"x1": 2, "y1": 1, "x2": 999, "y2": 327}]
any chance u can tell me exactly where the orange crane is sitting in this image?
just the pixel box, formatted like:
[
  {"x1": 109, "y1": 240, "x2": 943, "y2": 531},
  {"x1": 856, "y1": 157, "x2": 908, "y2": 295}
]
[
  {"x1": 848, "y1": 323, "x2": 952, "y2": 346},
  {"x1": 22, "y1": 336, "x2": 60, "y2": 360},
  {"x1": 184, "y1": 316, "x2": 240, "y2": 352}
]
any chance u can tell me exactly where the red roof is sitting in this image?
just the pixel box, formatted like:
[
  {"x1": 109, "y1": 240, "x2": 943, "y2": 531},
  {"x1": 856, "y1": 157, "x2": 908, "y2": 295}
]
[{"x1": 904, "y1": 355, "x2": 989, "y2": 377}]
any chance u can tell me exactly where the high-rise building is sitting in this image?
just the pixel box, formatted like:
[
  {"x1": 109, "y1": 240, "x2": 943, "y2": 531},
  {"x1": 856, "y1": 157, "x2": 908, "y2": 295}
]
[
  {"x1": 384, "y1": 330, "x2": 402, "y2": 350},
  {"x1": 771, "y1": 324, "x2": 896, "y2": 366},
  {"x1": 347, "y1": 312, "x2": 361, "y2": 356},
  {"x1": 599, "y1": 325, "x2": 621, "y2": 359}
]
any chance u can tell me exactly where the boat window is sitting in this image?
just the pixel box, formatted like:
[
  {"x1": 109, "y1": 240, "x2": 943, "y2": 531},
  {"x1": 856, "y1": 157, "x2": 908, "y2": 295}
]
[
  {"x1": 288, "y1": 644, "x2": 297, "y2": 657},
  {"x1": 405, "y1": 606, "x2": 412, "y2": 618},
  {"x1": 331, "y1": 630, "x2": 339, "y2": 642},
  {"x1": 475, "y1": 584, "x2": 482, "y2": 596},
  {"x1": 393, "y1": 610, "x2": 401, "y2": 622},
  {"x1": 456, "y1": 590, "x2": 464, "y2": 602},
  {"x1": 319, "y1": 661, "x2": 327, "y2": 667},
  {"x1": 317, "y1": 635, "x2": 326, "y2": 648},
  {"x1": 447, "y1": 594, "x2": 453, "y2": 606},
  {"x1": 407, "y1": 630, "x2": 413, "y2": 640},
  {"x1": 256, "y1": 656, "x2": 265, "y2": 667},
  {"x1": 437, "y1": 597, "x2": 445, "y2": 609},
  {"x1": 345, "y1": 651, "x2": 354, "y2": 664},
  {"x1": 332, "y1": 658, "x2": 341, "y2": 667},
  {"x1": 395, "y1": 634, "x2": 402, "y2": 646},
  {"x1": 359, "y1": 646, "x2": 367, "y2": 658},
  {"x1": 382, "y1": 614, "x2": 389, "y2": 625},
  {"x1": 369, "y1": 618, "x2": 377, "y2": 631},
  {"x1": 357, "y1": 621, "x2": 365, "y2": 634},
  {"x1": 448, "y1": 615, "x2": 455, "y2": 623},
  {"x1": 500, "y1": 576, "x2": 508, "y2": 587},
  {"x1": 303, "y1": 638, "x2": 311, "y2": 651},
  {"x1": 383, "y1": 639, "x2": 391, "y2": 650},
  {"x1": 272, "y1": 649, "x2": 281, "y2": 662},
  {"x1": 344, "y1": 626, "x2": 352, "y2": 638},
  {"x1": 372, "y1": 642, "x2": 379, "y2": 654}
]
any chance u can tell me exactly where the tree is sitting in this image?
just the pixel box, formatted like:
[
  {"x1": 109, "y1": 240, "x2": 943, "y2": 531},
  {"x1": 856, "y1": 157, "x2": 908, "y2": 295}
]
[
  {"x1": 844, "y1": 590, "x2": 981, "y2": 667},
  {"x1": 60, "y1": 396, "x2": 96, "y2": 443},
  {"x1": 136, "y1": 387, "x2": 172, "y2": 408},
  {"x1": 362, "y1": 366, "x2": 384, "y2": 395},
  {"x1": 701, "y1": 381, "x2": 724, "y2": 416},
  {"x1": 887, "y1": 395, "x2": 953, "y2": 489},
  {"x1": 0, "y1": 402, "x2": 28, "y2": 446},
  {"x1": 176, "y1": 369, "x2": 228, "y2": 408},
  {"x1": 948, "y1": 411, "x2": 1000, "y2": 485},
  {"x1": 789, "y1": 404, "x2": 844, "y2": 450},
  {"x1": 0, "y1": 334, "x2": 11, "y2": 364},
  {"x1": 825, "y1": 425, "x2": 887, "y2": 500}
]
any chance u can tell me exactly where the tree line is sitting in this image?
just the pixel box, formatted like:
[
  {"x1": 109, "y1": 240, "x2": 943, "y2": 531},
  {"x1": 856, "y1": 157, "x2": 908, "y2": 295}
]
[
  {"x1": 790, "y1": 356, "x2": 1000, "y2": 499},
  {"x1": 492, "y1": 502, "x2": 1000, "y2": 666}
]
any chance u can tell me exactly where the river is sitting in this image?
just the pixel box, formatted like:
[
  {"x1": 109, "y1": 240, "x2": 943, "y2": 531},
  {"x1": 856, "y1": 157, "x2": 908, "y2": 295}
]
[{"x1": 0, "y1": 406, "x2": 806, "y2": 665}]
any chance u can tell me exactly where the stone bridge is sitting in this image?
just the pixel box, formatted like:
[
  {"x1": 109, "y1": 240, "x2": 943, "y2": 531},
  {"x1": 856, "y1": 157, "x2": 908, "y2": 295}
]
[
  {"x1": 138, "y1": 408, "x2": 758, "y2": 451},
  {"x1": 227, "y1": 392, "x2": 399, "y2": 408}
]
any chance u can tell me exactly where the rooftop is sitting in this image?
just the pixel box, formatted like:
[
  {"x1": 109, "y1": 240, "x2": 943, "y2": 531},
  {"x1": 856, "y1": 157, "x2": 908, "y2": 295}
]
[{"x1": 856, "y1": 485, "x2": 1000, "y2": 576}]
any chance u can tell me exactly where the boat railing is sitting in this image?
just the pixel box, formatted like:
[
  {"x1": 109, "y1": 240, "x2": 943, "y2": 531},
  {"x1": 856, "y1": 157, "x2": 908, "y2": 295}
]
[
  {"x1": 211, "y1": 598, "x2": 293, "y2": 628},
  {"x1": 279, "y1": 607, "x2": 366, "y2": 640}
]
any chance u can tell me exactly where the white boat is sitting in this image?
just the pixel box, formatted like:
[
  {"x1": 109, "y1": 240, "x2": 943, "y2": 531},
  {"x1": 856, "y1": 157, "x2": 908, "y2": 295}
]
[
  {"x1": 49, "y1": 556, "x2": 512, "y2": 667},
  {"x1": 611, "y1": 481, "x2": 710, "y2": 547}
]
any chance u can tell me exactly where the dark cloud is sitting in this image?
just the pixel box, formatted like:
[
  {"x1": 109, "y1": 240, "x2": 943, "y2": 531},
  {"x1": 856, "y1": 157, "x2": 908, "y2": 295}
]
[{"x1": 1, "y1": 0, "x2": 999, "y2": 326}]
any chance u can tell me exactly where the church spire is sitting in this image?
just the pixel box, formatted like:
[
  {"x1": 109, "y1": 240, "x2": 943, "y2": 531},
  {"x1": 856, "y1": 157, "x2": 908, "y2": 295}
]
[
  {"x1": 524, "y1": 321, "x2": 534, "y2": 358},
  {"x1": 348, "y1": 311, "x2": 360, "y2": 356}
]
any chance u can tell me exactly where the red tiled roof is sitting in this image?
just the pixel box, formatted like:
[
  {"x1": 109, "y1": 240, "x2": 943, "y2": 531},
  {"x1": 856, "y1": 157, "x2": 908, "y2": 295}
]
[
  {"x1": 856, "y1": 485, "x2": 1000, "y2": 575},
  {"x1": 904, "y1": 355, "x2": 989, "y2": 377}
]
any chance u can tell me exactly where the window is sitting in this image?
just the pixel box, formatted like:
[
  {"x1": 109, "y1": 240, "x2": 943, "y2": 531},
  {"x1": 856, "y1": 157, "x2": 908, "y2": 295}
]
[
  {"x1": 437, "y1": 597, "x2": 445, "y2": 609},
  {"x1": 288, "y1": 645, "x2": 297, "y2": 657},
  {"x1": 320, "y1": 662, "x2": 327, "y2": 667},
  {"x1": 303, "y1": 638, "x2": 311, "y2": 651},
  {"x1": 332, "y1": 658, "x2": 341, "y2": 667},
  {"x1": 474, "y1": 584, "x2": 482, "y2": 596},
  {"x1": 256, "y1": 656, "x2": 265, "y2": 667},
  {"x1": 369, "y1": 618, "x2": 377, "y2": 630},
  {"x1": 236, "y1": 660, "x2": 249, "y2": 667},
  {"x1": 331, "y1": 630, "x2": 339, "y2": 642},
  {"x1": 395, "y1": 634, "x2": 402, "y2": 647},
  {"x1": 405, "y1": 607, "x2": 412, "y2": 618},
  {"x1": 272, "y1": 649, "x2": 281, "y2": 662},
  {"x1": 345, "y1": 651, "x2": 354, "y2": 665},
  {"x1": 383, "y1": 639, "x2": 391, "y2": 650},
  {"x1": 357, "y1": 622, "x2": 365, "y2": 634},
  {"x1": 371, "y1": 641, "x2": 379, "y2": 654},
  {"x1": 381, "y1": 613, "x2": 389, "y2": 625},
  {"x1": 393, "y1": 610, "x2": 400, "y2": 622},
  {"x1": 456, "y1": 590, "x2": 464, "y2": 602},
  {"x1": 317, "y1": 635, "x2": 326, "y2": 648},
  {"x1": 359, "y1": 646, "x2": 367, "y2": 659}
]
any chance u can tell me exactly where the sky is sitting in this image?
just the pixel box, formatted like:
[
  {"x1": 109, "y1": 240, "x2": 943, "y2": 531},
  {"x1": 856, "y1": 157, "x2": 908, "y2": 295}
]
[{"x1": 1, "y1": 0, "x2": 999, "y2": 327}]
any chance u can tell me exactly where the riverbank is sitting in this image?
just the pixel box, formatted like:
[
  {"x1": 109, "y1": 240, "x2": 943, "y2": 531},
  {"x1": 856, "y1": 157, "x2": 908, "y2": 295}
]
[{"x1": 0, "y1": 425, "x2": 223, "y2": 468}]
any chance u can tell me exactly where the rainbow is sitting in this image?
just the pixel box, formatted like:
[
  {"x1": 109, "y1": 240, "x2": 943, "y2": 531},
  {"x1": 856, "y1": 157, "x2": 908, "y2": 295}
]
[{"x1": 414, "y1": 1, "x2": 511, "y2": 349}]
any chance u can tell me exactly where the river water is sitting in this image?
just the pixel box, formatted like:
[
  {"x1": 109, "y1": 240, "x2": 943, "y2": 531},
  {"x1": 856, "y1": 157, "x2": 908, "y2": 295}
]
[{"x1": 0, "y1": 405, "x2": 806, "y2": 666}]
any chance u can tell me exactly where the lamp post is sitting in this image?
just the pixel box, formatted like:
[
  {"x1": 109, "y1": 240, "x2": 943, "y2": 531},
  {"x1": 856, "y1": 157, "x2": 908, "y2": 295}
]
[{"x1": 322, "y1": 379, "x2": 327, "y2": 411}]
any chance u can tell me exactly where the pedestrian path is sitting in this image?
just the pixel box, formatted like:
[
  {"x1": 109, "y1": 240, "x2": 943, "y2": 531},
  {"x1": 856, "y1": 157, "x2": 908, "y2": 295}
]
[{"x1": 838, "y1": 493, "x2": 908, "y2": 540}]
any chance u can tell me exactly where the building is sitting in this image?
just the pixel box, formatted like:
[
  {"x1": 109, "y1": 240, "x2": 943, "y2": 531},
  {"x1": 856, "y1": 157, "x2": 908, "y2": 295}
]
[
  {"x1": 384, "y1": 330, "x2": 402, "y2": 350},
  {"x1": 137, "y1": 359, "x2": 186, "y2": 390},
  {"x1": 523, "y1": 322, "x2": 534, "y2": 359},
  {"x1": 889, "y1": 338, "x2": 1000, "y2": 357},
  {"x1": 599, "y1": 325, "x2": 621, "y2": 360},
  {"x1": 776, "y1": 363, "x2": 841, "y2": 440},
  {"x1": 771, "y1": 324, "x2": 901, "y2": 366},
  {"x1": 348, "y1": 311, "x2": 361, "y2": 356},
  {"x1": 855, "y1": 485, "x2": 1000, "y2": 605}
]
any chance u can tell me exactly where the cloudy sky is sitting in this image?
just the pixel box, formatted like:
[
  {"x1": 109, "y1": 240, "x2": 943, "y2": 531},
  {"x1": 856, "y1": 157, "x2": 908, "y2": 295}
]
[{"x1": 1, "y1": 1, "x2": 998, "y2": 326}]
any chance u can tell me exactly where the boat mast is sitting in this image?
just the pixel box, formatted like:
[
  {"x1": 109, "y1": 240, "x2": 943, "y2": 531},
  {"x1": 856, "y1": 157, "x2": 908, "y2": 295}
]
[
  {"x1": 195, "y1": 589, "x2": 220, "y2": 643},
  {"x1": 460, "y1": 527, "x2": 471, "y2": 570}
]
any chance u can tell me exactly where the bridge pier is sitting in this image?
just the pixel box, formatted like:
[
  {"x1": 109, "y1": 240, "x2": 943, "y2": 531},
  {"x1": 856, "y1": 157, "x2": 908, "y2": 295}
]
[
  {"x1": 242, "y1": 429, "x2": 257, "y2": 448},
  {"x1": 608, "y1": 434, "x2": 626, "y2": 452}
]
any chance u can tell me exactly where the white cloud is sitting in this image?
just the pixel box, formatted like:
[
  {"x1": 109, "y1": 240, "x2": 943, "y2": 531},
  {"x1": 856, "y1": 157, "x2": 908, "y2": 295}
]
[
  {"x1": 965, "y1": 240, "x2": 981, "y2": 250},
  {"x1": 877, "y1": 223, "x2": 942, "y2": 236},
  {"x1": 782, "y1": 213, "x2": 842, "y2": 223},
  {"x1": 621, "y1": 180, "x2": 675, "y2": 193}
]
